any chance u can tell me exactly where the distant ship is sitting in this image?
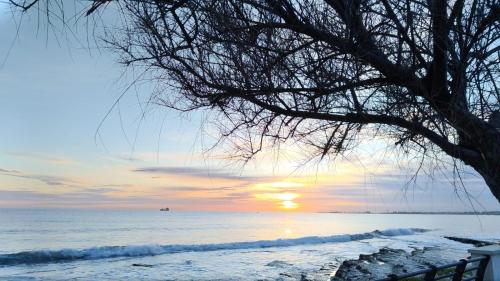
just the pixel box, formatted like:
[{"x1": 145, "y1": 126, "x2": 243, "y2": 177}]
[{"x1": 160, "y1": 207, "x2": 170, "y2": 211}]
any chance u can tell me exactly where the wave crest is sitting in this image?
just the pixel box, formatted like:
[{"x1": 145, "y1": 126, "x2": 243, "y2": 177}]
[{"x1": 0, "y1": 228, "x2": 427, "y2": 266}]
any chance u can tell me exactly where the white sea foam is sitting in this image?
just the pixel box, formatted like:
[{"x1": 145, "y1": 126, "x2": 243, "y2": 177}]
[
  {"x1": 0, "y1": 228, "x2": 427, "y2": 266},
  {"x1": 376, "y1": 228, "x2": 426, "y2": 236}
]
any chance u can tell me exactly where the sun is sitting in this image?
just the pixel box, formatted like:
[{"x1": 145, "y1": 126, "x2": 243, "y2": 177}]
[
  {"x1": 254, "y1": 191, "x2": 301, "y2": 210},
  {"x1": 281, "y1": 200, "x2": 298, "y2": 209}
]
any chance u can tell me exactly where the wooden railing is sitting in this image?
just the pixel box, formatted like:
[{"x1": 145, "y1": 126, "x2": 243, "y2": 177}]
[{"x1": 377, "y1": 255, "x2": 490, "y2": 281}]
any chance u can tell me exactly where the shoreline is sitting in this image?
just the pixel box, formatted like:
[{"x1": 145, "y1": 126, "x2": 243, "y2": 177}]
[
  {"x1": 330, "y1": 236, "x2": 498, "y2": 281},
  {"x1": 320, "y1": 211, "x2": 500, "y2": 215}
]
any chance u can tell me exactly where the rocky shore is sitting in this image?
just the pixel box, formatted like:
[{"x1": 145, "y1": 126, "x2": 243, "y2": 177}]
[
  {"x1": 330, "y1": 247, "x2": 460, "y2": 280},
  {"x1": 329, "y1": 237, "x2": 497, "y2": 281}
]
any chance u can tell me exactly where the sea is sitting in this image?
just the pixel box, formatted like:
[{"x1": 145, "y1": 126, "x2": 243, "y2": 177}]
[{"x1": 0, "y1": 209, "x2": 499, "y2": 280}]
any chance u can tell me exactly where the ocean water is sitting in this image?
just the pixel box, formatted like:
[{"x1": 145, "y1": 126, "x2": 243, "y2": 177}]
[{"x1": 0, "y1": 210, "x2": 499, "y2": 280}]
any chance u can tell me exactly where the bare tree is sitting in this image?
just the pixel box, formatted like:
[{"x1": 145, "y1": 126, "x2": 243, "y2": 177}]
[{"x1": 10, "y1": 0, "x2": 500, "y2": 202}]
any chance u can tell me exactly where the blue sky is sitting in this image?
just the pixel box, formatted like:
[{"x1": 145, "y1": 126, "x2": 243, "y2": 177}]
[{"x1": 0, "y1": 3, "x2": 498, "y2": 212}]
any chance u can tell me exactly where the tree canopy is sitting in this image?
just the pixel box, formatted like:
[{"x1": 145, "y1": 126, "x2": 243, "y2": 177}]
[{"x1": 9, "y1": 0, "x2": 500, "y2": 202}]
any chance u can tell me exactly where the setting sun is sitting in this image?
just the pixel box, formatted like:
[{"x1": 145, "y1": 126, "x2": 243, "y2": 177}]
[
  {"x1": 281, "y1": 200, "x2": 298, "y2": 209},
  {"x1": 255, "y1": 192, "x2": 300, "y2": 210}
]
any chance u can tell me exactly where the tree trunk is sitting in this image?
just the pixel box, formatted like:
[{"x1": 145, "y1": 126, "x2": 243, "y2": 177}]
[
  {"x1": 439, "y1": 105, "x2": 500, "y2": 203},
  {"x1": 473, "y1": 134, "x2": 500, "y2": 203},
  {"x1": 478, "y1": 169, "x2": 500, "y2": 203},
  {"x1": 481, "y1": 116, "x2": 500, "y2": 203}
]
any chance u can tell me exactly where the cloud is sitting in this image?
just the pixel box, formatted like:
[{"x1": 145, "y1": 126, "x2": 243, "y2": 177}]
[
  {"x1": 24, "y1": 175, "x2": 69, "y2": 186},
  {"x1": 105, "y1": 154, "x2": 145, "y2": 163},
  {"x1": 160, "y1": 185, "x2": 243, "y2": 192},
  {"x1": 210, "y1": 191, "x2": 254, "y2": 201},
  {"x1": 6, "y1": 152, "x2": 75, "y2": 165},
  {"x1": 0, "y1": 168, "x2": 78, "y2": 186},
  {"x1": 0, "y1": 189, "x2": 159, "y2": 207},
  {"x1": 17, "y1": 174, "x2": 74, "y2": 186},
  {"x1": 0, "y1": 168, "x2": 19, "y2": 173},
  {"x1": 133, "y1": 166, "x2": 267, "y2": 181}
]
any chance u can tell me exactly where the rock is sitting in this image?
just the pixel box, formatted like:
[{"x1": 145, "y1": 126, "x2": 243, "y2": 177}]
[
  {"x1": 330, "y1": 247, "x2": 463, "y2": 281},
  {"x1": 266, "y1": 260, "x2": 293, "y2": 268},
  {"x1": 131, "y1": 263, "x2": 153, "y2": 268},
  {"x1": 444, "y1": 236, "x2": 496, "y2": 247}
]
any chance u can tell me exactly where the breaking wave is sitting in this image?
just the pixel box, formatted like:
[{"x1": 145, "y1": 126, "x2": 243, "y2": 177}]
[{"x1": 0, "y1": 228, "x2": 428, "y2": 266}]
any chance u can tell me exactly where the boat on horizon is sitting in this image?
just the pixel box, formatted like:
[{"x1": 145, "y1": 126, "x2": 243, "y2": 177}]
[{"x1": 160, "y1": 207, "x2": 170, "y2": 211}]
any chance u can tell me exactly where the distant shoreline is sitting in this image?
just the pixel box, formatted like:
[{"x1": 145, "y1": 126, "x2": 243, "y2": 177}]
[{"x1": 321, "y1": 211, "x2": 500, "y2": 215}]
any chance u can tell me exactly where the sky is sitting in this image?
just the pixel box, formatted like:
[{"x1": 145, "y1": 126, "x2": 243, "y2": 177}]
[{"x1": 0, "y1": 3, "x2": 498, "y2": 212}]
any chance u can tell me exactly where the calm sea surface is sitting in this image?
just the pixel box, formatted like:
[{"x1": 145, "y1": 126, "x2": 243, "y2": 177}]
[{"x1": 0, "y1": 209, "x2": 499, "y2": 280}]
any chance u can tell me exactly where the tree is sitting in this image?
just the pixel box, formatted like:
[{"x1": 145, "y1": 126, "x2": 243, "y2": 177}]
[{"x1": 9, "y1": 0, "x2": 500, "y2": 202}]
